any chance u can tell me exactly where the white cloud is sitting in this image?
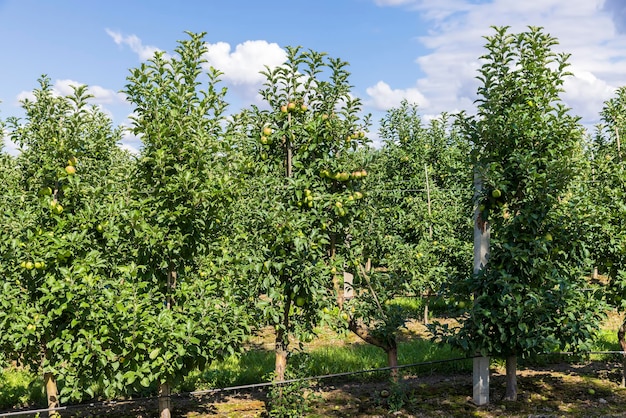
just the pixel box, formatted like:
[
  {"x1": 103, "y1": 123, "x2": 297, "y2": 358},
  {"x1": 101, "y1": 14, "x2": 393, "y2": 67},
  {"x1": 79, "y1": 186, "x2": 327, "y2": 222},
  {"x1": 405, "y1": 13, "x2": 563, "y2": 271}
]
[
  {"x1": 563, "y1": 69, "x2": 617, "y2": 122},
  {"x1": 16, "y1": 90, "x2": 35, "y2": 103},
  {"x1": 53, "y1": 79, "x2": 125, "y2": 105},
  {"x1": 374, "y1": 0, "x2": 626, "y2": 125},
  {"x1": 106, "y1": 28, "x2": 161, "y2": 61},
  {"x1": 203, "y1": 40, "x2": 287, "y2": 103},
  {"x1": 365, "y1": 81, "x2": 429, "y2": 110},
  {"x1": 374, "y1": 0, "x2": 415, "y2": 6},
  {"x1": 14, "y1": 79, "x2": 125, "y2": 109},
  {"x1": 118, "y1": 129, "x2": 141, "y2": 155}
]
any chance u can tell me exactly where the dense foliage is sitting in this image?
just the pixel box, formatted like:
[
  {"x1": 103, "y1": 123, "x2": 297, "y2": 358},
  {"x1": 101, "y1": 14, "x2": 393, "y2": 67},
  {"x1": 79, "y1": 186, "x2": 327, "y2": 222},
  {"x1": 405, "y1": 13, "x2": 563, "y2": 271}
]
[{"x1": 0, "y1": 26, "x2": 620, "y2": 414}]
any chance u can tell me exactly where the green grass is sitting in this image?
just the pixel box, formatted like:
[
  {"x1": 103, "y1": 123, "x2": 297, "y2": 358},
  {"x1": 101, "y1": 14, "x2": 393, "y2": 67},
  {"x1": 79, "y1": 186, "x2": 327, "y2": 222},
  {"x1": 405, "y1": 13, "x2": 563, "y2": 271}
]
[
  {"x1": 0, "y1": 366, "x2": 45, "y2": 410},
  {"x1": 186, "y1": 336, "x2": 471, "y2": 391},
  {"x1": 1, "y1": 310, "x2": 619, "y2": 409}
]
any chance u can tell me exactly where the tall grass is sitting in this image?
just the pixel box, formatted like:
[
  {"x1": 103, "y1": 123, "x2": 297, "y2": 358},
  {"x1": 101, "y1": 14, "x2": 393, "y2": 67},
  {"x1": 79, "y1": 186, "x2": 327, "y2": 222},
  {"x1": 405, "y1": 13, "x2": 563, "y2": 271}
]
[{"x1": 187, "y1": 337, "x2": 471, "y2": 391}]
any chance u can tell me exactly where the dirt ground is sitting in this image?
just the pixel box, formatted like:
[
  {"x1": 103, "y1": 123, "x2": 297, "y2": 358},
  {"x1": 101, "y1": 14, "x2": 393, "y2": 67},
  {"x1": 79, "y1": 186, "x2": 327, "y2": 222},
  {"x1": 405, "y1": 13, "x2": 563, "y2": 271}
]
[
  {"x1": 6, "y1": 315, "x2": 626, "y2": 417},
  {"x1": 11, "y1": 359, "x2": 626, "y2": 417}
]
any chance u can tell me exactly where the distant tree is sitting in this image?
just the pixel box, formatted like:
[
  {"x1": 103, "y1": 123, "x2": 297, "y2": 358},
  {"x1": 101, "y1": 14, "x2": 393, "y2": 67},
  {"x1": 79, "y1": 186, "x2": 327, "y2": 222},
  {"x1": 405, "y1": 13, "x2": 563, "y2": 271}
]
[{"x1": 585, "y1": 86, "x2": 626, "y2": 385}]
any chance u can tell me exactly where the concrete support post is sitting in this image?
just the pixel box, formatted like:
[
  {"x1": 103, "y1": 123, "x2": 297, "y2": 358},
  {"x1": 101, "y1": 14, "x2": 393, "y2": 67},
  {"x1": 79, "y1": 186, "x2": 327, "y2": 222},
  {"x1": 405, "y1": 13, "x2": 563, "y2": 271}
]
[{"x1": 473, "y1": 169, "x2": 490, "y2": 405}]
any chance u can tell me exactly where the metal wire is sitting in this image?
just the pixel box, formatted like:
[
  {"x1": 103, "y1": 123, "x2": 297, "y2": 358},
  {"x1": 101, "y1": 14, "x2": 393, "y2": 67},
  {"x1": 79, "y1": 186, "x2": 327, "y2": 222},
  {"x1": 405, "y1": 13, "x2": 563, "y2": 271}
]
[
  {"x1": 0, "y1": 355, "x2": 476, "y2": 417},
  {"x1": 1, "y1": 350, "x2": 624, "y2": 417}
]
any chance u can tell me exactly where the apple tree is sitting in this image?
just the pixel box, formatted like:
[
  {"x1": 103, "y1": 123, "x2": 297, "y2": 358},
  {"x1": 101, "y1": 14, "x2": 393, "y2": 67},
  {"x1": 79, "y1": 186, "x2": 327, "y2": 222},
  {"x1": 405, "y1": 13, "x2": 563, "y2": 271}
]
[
  {"x1": 438, "y1": 26, "x2": 605, "y2": 400},
  {"x1": 121, "y1": 32, "x2": 251, "y2": 417},
  {"x1": 584, "y1": 86, "x2": 626, "y2": 384},
  {"x1": 0, "y1": 77, "x2": 136, "y2": 412},
  {"x1": 230, "y1": 46, "x2": 370, "y2": 382},
  {"x1": 363, "y1": 101, "x2": 473, "y2": 320}
]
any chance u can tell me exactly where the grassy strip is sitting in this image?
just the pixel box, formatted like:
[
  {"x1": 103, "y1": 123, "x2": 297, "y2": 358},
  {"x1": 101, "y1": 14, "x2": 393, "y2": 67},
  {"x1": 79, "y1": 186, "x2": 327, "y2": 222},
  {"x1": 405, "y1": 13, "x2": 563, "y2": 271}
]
[
  {"x1": 186, "y1": 337, "x2": 471, "y2": 392},
  {"x1": 1, "y1": 314, "x2": 622, "y2": 409}
]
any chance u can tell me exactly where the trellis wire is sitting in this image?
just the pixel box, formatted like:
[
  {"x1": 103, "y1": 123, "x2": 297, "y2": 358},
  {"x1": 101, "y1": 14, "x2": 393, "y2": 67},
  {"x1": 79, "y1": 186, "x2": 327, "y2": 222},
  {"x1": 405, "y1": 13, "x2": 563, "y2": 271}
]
[{"x1": 3, "y1": 350, "x2": 625, "y2": 417}]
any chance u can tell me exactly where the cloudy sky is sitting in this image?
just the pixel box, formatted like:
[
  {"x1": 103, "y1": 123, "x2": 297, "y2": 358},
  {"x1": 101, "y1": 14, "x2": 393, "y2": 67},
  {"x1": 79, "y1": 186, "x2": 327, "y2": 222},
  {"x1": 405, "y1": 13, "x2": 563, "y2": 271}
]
[{"x1": 1, "y1": 0, "x2": 625, "y2": 153}]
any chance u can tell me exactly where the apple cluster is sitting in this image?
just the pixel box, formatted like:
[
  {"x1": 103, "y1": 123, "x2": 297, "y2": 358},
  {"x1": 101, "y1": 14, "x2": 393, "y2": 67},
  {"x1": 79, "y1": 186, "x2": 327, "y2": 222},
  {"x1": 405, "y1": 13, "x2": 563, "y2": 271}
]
[
  {"x1": 319, "y1": 169, "x2": 367, "y2": 182},
  {"x1": 280, "y1": 101, "x2": 307, "y2": 114}
]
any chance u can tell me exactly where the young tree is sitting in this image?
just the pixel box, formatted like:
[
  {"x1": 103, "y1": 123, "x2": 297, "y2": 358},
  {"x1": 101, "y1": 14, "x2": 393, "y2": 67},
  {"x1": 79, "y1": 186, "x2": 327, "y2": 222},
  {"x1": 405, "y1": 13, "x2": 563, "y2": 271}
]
[
  {"x1": 440, "y1": 26, "x2": 604, "y2": 401},
  {"x1": 0, "y1": 78, "x2": 130, "y2": 414},
  {"x1": 366, "y1": 102, "x2": 473, "y2": 320},
  {"x1": 341, "y1": 103, "x2": 473, "y2": 377},
  {"x1": 231, "y1": 46, "x2": 370, "y2": 382},
  {"x1": 122, "y1": 32, "x2": 251, "y2": 418}
]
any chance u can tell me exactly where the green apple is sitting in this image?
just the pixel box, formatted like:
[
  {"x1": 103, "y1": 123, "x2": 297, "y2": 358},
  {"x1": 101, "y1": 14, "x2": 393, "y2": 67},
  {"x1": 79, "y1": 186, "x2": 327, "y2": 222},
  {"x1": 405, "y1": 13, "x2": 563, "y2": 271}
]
[
  {"x1": 295, "y1": 296, "x2": 306, "y2": 307},
  {"x1": 39, "y1": 187, "x2": 53, "y2": 196},
  {"x1": 491, "y1": 189, "x2": 501, "y2": 199},
  {"x1": 67, "y1": 156, "x2": 77, "y2": 166},
  {"x1": 65, "y1": 165, "x2": 76, "y2": 175},
  {"x1": 287, "y1": 102, "x2": 296, "y2": 111},
  {"x1": 262, "y1": 126, "x2": 272, "y2": 136},
  {"x1": 25, "y1": 261, "x2": 34, "y2": 270}
]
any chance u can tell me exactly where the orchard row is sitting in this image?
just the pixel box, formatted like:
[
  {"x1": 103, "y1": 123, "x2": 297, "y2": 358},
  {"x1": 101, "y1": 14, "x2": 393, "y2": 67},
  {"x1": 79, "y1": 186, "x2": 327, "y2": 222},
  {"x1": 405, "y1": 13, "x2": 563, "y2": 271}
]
[{"x1": 0, "y1": 27, "x2": 625, "y2": 415}]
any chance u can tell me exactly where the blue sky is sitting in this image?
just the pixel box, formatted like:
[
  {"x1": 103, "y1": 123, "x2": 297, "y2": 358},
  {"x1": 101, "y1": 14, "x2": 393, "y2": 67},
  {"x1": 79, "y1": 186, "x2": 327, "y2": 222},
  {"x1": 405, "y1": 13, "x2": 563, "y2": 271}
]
[{"x1": 1, "y1": 0, "x2": 626, "y2": 153}]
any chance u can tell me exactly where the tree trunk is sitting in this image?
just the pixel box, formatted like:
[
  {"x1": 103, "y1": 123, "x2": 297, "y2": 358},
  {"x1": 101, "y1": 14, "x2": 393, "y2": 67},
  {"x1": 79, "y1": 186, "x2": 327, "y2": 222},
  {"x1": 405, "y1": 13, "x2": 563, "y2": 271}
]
[
  {"x1": 387, "y1": 343, "x2": 399, "y2": 381},
  {"x1": 275, "y1": 337, "x2": 288, "y2": 382},
  {"x1": 349, "y1": 318, "x2": 398, "y2": 380},
  {"x1": 618, "y1": 318, "x2": 626, "y2": 387},
  {"x1": 158, "y1": 382, "x2": 171, "y2": 418},
  {"x1": 158, "y1": 267, "x2": 176, "y2": 418},
  {"x1": 44, "y1": 372, "x2": 60, "y2": 418},
  {"x1": 275, "y1": 295, "x2": 292, "y2": 382},
  {"x1": 503, "y1": 355, "x2": 517, "y2": 401}
]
